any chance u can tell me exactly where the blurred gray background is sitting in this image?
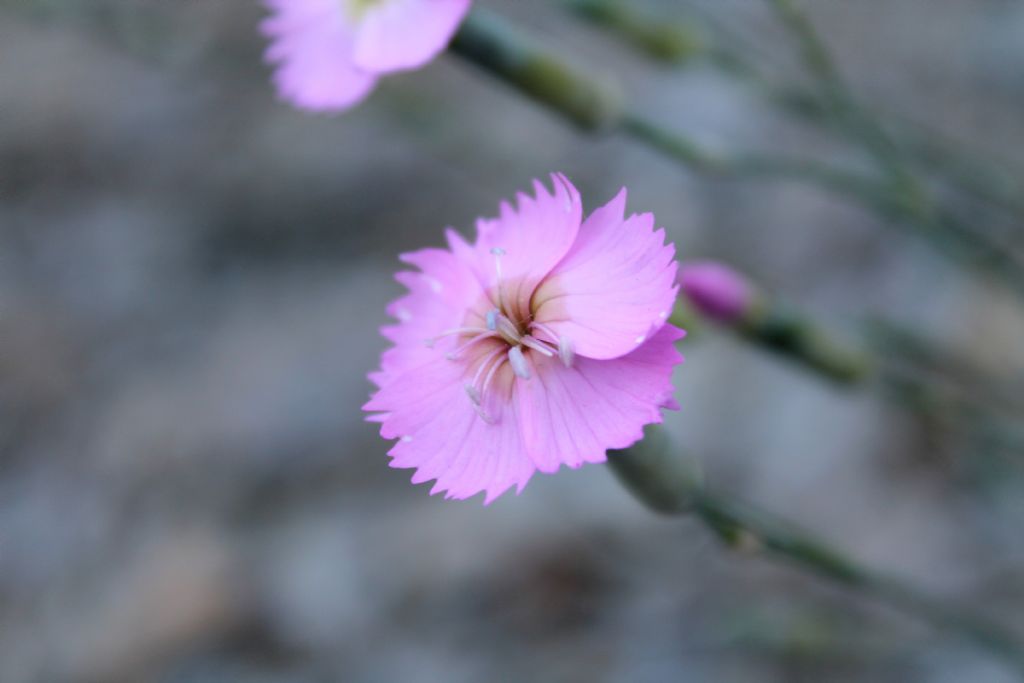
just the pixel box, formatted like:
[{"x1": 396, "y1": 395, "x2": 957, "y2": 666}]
[{"x1": 3, "y1": 0, "x2": 1024, "y2": 681}]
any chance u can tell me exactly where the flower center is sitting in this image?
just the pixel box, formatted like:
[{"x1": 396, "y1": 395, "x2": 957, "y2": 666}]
[{"x1": 424, "y1": 247, "x2": 575, "y2": 424}]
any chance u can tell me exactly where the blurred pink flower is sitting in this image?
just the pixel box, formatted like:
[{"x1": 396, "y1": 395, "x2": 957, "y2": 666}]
[
  {"x1": 364, "y1": 174, "x2": 684, "y2": 503},
  {"x1": 261, "y1": 0, "x2": 472, "y2": 112},
  {"x1": 678, "y1": 260, "x2": 754, "y2": 323}
]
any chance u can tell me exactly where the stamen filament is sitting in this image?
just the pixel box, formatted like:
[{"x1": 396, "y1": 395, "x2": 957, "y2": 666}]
[
  {"x1": 425, "y1": 326, "x2": 490, "y2": 347},
  {"x1": 490, "y1": 247, "x2": 507, "y2": 312},
  {"x1": 445, "y1": 331, "x2": 499, "y2": 360},
  {"x1": 529, "y1": 321, "x2": 560, "y2": 344},
  {"x1": 479, "y1": 352, "x2": 506, "y2": 397},
  {"x1": 520, "y1": 335, "x2": 555, "y2": 357},
  {"x1": 469, "y1": 346, "x2": 505, "y2": 389},
  {"x1": 464, "y1": 384, "x2": 495, "y2": 424}
]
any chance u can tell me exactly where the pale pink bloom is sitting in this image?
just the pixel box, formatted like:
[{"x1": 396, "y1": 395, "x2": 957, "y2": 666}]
[
  {"x1": 678, "y1": 260, "x2": 754, "y2": 323},
  {"x1": 364, "y1": 174, "x2": 684, "y2": 503},
  {"x1": 261, "y1": 0, "x2": 472, "y2": 112}
]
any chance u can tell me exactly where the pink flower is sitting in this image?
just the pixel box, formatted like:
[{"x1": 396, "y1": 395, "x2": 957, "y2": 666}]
[
  {"x1": 364, "y1": 174, "x2": 684, "y2": 503},
  {"x1": 678, "y1": 260, "x2": 755, "y2": 323},
  {"x1": 261, "y1": 0, "x2": 472, "y2": 112}
]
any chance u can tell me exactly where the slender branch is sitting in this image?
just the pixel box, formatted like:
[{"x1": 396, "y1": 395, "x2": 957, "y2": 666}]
[
  {"x1": 679, "y1": 265, "x2": 1024, "y2": 451},
  {"x1": 451, "y1": 8, "x2": 1024, "y2": 302},
  {"x1": 568, "y1": 0, "x2": 703, "y2": 63},
  {"x1": 765, "y1": 0, "x2": 911, "y2": 187},
  {"x1": 690, "y1": 10, "x2": 1024, "y2": 225},
  {"x1": 567, "y1": 1, "x2": 1024, "y2": 278},
  {"x1": 733, "y1": 302, "x2": 871, "y2": 384},
  {"x1": 608, "y1": 430, "x2": 1024, "y2": 675},
  {"x1": 761, "y1": 0, "x2": 1024, "y2": 289}
]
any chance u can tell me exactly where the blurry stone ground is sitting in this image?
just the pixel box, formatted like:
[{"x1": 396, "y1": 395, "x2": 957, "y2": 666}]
[{"x1": 2, "y1": 0, "x2": 1024, "y2": 681}]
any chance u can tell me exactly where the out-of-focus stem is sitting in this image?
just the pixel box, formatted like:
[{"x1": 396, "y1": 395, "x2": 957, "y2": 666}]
[
  {"x1": 694, "y1": 17, "x2": 1024, "y2": 225},
  {"x1": 568, "y1": 0, "x2": 703, "y2": 63},
  {"x1": 609, "y1": 430, "x2": 1024, "y2": 675},
  {"x1": 450, "y1": 8, "x2": 1024, "y2": 301},
  {"x1": 450, "y1": 9, "x2": 622, "y2": 131},
  {"x1": 681, "y1": 265, "x2": 1021, "y2": 422},
  {"x1": 682, "y1": 268, "x2": 1024, "y2": 464},
  {"x1": 762, "y1": 0, "x2": 1024, "y2": 295},
  {"x1": 735, "y1": 301, "x2": 871, "y2": 384},
  {"x1": 765, "y1": 0, "x2": 912, "y2": 188}
]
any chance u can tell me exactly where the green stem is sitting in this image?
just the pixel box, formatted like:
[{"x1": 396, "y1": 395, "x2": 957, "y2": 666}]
[
  {"x1": 692, "y1": 490, "x2": 1024, "y2": 671},
  {"x1": 450, "y1": 9, "x2": 622, "y2": 131},
  {"x1": 683, "y1": 269, "x2": 1024, "y2": 442},
  {"x1": 608, "y1": 434, "x2": 1024, "y2": 675},
  {"x1": 451, "y1": 8, "x2": 1024, "y2": 302},
  {"x1": 568, "y1": 0, "x2": 703, "y2": 63},
  {"x1": 736, "y1": 302, "x2": 871, "y2": 384},
  {"x1": 765, "y1": 0, "x2": 911, "y2": 186}
]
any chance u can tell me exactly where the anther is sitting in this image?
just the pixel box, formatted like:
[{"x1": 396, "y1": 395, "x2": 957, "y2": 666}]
[
  {"x1": 464, "y1": 384, "x2": 495, "y2": 424},
  {"x1": 485, "y1": 309, "x2": 498, "y2": 331},
  {"x1": 508, "y1": 346, "x2": 530, "y2": 380},
  {"x1": 558, "y1": 335, "x2": 575, "y2": 368}
]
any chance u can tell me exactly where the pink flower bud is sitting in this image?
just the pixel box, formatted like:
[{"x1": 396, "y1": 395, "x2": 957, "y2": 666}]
[{"x1": 678, "y1": 260, "x2": 754, "y2": 323}]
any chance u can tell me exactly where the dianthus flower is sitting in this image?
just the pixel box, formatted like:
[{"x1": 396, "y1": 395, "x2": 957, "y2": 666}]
[
  {"x1": 262, "y1": 0, "x2": 472, "y2": 112},
  {"x1": 364, "y1": 174, "x2": 684, "y2": 503}
]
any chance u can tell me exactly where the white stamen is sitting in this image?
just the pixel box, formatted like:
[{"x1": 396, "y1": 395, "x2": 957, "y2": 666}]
[
  {"x1": 463, "y1": 348, "x2": 506, "y2": 425},
  {"x1": 508, "y1": 346, "x2": 530, "y2": 379},
  {"x1": 479, "y1": 352, "x2": 506, "y2": 397},
  {"x1": 445, "y1": 331, "x2": 498, "y2": 360},
  {"x1": 465, "y1": 384, "x2": 495, "y2": 424},
  {"x1": 529, "y1": 321, "x2": 560, "y2": 344},
  {"x1": 520, "y1": 335, "x2": 555, "y2": 357},
  {"x1": 485, "y1": 309, "x2": 498, "y2": 331},
  {"x1": 469, "y1": 346, "x2": 505, "y2": 389},
  {"x1": 558, "y1": 335, "x2": 575, "y2": 368},
  {"x1": 490, "y1": 247, "x2": 507, "y2": 311},
  {"x1": 424, "y1": 326, "x2": 490, "y2": 348}
]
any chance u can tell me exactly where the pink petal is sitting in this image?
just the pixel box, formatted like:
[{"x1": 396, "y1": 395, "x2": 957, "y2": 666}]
[
  {"x1": 373, "y1": 233, "x2": 487, "y2": 389},
  {"x1": 353, "y1": 0, "x2": 472, "y2": 73},
  {"x1": 533, "y1": 188, "x2": 679, "y2": 360},
  {"x1": 515, "y1": 324, "x2": 686, "y2": 471},
  {"x1": 364, "y1": 353, "x2": 535, "y2": 504},
  {"x1": 261, "y1": 0, "x2": 377, "y2": 112},
  {"x1": 473, "y1": 174, "x2": 583, "y2": 323}
]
